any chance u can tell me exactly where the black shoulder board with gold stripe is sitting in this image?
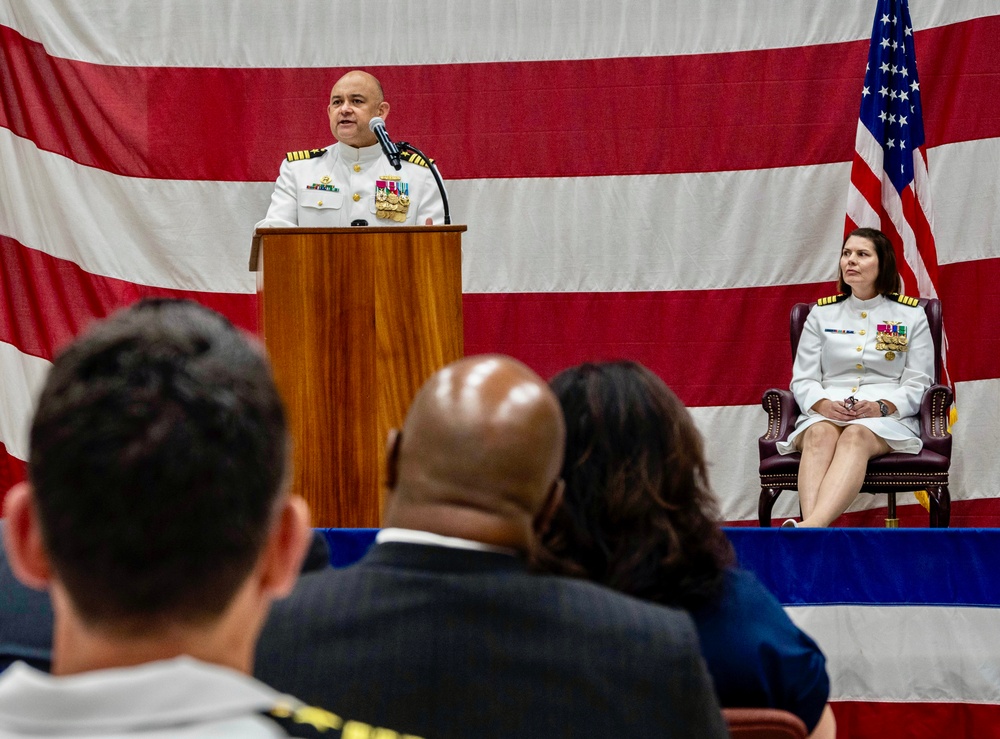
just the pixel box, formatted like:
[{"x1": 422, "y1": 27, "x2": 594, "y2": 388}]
[
  {"x1": 285, "y1": 148, "x2": 327, "y2": 162},
  {"x1": 263, "y1": 703, "x2": 342, "y2": 737},
  {"x1": 888, "y1": 293, "x2": 920, "y2": 307},
  {"x1": 262, "y1": 704, "x2": 424, "y2": 739},
  {"x1": 400, "y1": 149, "x2": 432, "y2": 168},
  {"x1": 816, "y1": 293, "x2": 848, "y2": 307}
]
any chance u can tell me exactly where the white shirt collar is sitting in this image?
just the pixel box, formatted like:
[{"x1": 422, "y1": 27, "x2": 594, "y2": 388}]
[
  {"x1": 336, "y1": 141, "x2": 383, "y2": 163},
  {"x1": 376, "y1": 527, "x2": 519, "y2": 557},
  {"x1": 847, "y1": 292, "x2": 885, "y2": 310}
]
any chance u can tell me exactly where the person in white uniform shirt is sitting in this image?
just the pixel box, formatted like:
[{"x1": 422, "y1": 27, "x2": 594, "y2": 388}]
[
  {"x1": 0, "y1": 299, "x2": 416, "y2": 738},
  {"x1": 777, "y1": 228, "x2": 934, "y2": 528},
  {"x1": 256, "y1": 70, "x2": 445, "y2": 229}
]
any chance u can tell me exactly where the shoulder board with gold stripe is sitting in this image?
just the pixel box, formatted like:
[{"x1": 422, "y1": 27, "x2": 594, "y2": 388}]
[
  {"x1": 263, "y1": 704, "x2": 342, "y2": 737},
  {"x1": 888, "y1": 293, "x2": 920, "y2": 307},
  {"x1": 285, "y1": 148, "x2": 327, "y2": 162},
  {"x1": 400, "y1": 149, "x2": 432, "y2": 168},
  {"x1": 816, "y1": 293, "x2": 848, "y2": 307},
  {"x1": 262, "y1": 703, "x2": 424, "y2": 739}
]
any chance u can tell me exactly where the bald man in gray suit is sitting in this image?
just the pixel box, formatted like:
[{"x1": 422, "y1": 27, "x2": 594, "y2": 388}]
[{"x1": 255, "y1": 355, "x2": 727, "y2": 739}]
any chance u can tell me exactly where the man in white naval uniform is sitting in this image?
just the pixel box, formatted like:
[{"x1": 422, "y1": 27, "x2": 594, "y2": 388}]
[
  {"x1": 256, "y1": 70, "x2": 445, "y2": 228},
  {"x1": 0, "y1": 300, "x2": 416, "y2": 738}
]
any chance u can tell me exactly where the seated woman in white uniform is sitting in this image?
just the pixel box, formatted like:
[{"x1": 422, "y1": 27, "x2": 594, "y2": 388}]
[{"x1": 777, "y1": 228, "x2": 934, "y2": 527}]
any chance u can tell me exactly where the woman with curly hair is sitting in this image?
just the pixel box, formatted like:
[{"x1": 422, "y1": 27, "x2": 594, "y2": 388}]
[{"x1": 538, "y1": 361, "x2": 835, "y2": 738}]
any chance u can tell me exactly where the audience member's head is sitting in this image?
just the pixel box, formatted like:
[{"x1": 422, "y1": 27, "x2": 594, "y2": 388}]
[
  {"x1": 383, "y1": 354, "x2": 566, "y2": 554},
  {"x1": 2, "y1": 298, "x2": 309, "y2": 672},
  {"x1": 539, "y1": 361, "x2": 734, "y2": 609}
]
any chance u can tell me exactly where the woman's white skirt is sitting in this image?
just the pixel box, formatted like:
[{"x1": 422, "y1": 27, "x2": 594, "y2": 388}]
[{"x1": 776, "y1": 413, "x2": 922, "y2": 455}]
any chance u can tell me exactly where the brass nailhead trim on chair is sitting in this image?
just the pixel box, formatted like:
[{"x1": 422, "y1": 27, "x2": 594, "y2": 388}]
[{"x1": 764, "y1": 394, "x2": 780, "y2": 440}]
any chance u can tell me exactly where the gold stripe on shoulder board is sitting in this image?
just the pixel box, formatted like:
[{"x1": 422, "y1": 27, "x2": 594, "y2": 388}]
[
  {"x1": 817, "y1": 294, "x2": 846, "y2": 307},
  {"x1": 285, "y1": 148, "x2": 327, "y2": 162},
  {"x1": 892, "y1": 293, "x2": 919, "y2": 307}
]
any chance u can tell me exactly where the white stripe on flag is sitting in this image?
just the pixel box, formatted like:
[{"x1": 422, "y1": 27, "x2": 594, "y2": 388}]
[
  {"x1": 0, "y1": 344, "x2": 50, "y2": 462},
  {"x1": 8, "y1": 126, "x2": 1000, "y2": 297},
  {"x1": 787, "y1": 603, "x2": 1000, "y2": 703},
  {"x1": 2, "y1": 1, "x2": 996, "y2": 68},
  {"x1": 1, "y1": 350, "x2": 998, "y2": 520},
  {"x1": 0, "y1": 129, "x2": 264, "y2": 294}
]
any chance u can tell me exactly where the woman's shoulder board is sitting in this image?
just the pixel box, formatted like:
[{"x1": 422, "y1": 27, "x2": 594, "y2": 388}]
[
  {"x1": 816, "y1": 293, "x2": 848, "y2": 307},
  {"x1": 887, "y1": 293, "x2": 920, "y2": 307}
]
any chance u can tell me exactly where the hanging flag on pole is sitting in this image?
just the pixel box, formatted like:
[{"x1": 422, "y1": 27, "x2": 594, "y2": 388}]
[
  {"x1": 845, "y1": 0, "x2": 955, "y2": 511},
  {"x1": 846, "y1": 0, "x2": 935, "y2": 288}
]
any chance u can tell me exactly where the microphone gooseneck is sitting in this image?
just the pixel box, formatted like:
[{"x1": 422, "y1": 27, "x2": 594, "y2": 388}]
[
  {"x1": 368, "y1": 116, "x2": 402, "y2": 171},
  {"x1": 397, "y1": 141, "x2": 451, "y2": 225}
]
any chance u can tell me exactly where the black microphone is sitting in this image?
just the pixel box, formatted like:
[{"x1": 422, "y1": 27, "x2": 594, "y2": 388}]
[{"x1": 368, "y1": 116, "x2": 401, "y2": 171}]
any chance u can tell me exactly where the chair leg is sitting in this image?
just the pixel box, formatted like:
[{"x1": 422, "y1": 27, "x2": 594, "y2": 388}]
[
  {"x1": 885, "y1": 492, "x2": 899, "y2": 528},
  {"x1": 928, "y1": 485, "x2": 951, "y2": 528},
  {"x1": 758, "y1": 487, "x2": 783, "y2": 527}
]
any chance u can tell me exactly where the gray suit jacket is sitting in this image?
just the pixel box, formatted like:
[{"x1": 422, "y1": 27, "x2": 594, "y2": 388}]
[{"x1": 255, "y1": 542, "x2": 728, "y2": 738}]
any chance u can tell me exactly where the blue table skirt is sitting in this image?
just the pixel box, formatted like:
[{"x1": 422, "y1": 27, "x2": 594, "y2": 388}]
[{"x1": 318, "y1": 528, "x2": 1000, "y2": 608}]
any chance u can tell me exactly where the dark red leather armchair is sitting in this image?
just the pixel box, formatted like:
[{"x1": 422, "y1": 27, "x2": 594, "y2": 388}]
[
  {"x1": 722, "y1": 708, "x2": 808, "y2": 738},
  {"x1": 758, "y1": 298, "x2": 952, "y2": 527}
]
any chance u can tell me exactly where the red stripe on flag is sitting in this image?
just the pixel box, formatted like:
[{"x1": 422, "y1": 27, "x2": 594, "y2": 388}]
[
  {"x1": 5, "y1": 231, "x2": 1000, "y2": 407},
  {"x1": 899, "y1": 183, "x2": 939, "y2": 287},
  {"x1": 847, "y1": 153, "x2": 882, "y2": 209},
  {"x1": 879, "y1": 220, "x2": 918, "y2": 294},
  {"x1": 923, "y1": 13, "x2": 1000, "y2": 151},
  {"x1": 846, "y1": 153, "x2": 919, "y2": 292},
  {"x1": 2, "y1": 17, "x2": 1000, "y2": 182},
  {"x1": 727, "y1": 497, "x2": 1000, "y2": 528},
  {"x1": 463, "y1": 258, "x2": 1000, "y2": 406},
  {"x1": 938, "y1": 257, "x2": 1000, "y2": 384},
  {"x1": 845, "y1": 151, "x2": 916, "y2": 290},
  {"x1": 910, "y1": 151, "x2": 941, "y2": 278},
  {"x1": 0, "y1": 236, "x2": 257, "y2": 361},
  {"x1": 465, "y1": 284, "x2": 815, "y2": 408},
  {"x1": 0, "y1": 441, "x2": 26, "y2": 507},
  {"x1": 831, "y1": 700, "x2": 1000, "y2": 739}
]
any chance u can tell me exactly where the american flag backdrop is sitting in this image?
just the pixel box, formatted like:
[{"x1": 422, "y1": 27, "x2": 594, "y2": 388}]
[
  {"x1": 847, "y1": 0, "x2": 954, "y2": 392},
  {"x1": 1, "y1": 1, "x2": 1000, "y2": 528}
]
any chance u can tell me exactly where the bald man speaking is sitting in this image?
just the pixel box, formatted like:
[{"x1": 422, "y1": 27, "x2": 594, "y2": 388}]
[
  {"x1": 255, "y1": 355, "x2": 728, "y2": 738},
  {"x1": 256, "y1": 70, "x2": 445, "y2": 228}
]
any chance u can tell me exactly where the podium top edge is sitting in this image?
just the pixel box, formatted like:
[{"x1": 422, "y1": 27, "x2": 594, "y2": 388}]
[{"x1": 254, "y1": 225, "x2": 467, "y2": 235}]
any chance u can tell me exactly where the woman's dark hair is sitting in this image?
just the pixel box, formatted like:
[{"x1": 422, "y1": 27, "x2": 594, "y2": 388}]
[
  {"x1": 837, "y1": 227, "x2": 902, "y2": 295},
  {"x1": 537, "y1": 361, "x2": 734, "y2": 611}
]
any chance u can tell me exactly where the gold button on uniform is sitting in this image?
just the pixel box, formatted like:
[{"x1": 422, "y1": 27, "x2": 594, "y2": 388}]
[
  {"x1": 856, "y1": 363, "x2": 863, "y2": 370},
  {"x1": 353, "y1": 193, "x2": 361, "y2": 202},
  {"x1": 856, "y1": 346, "x2": 863, "y2": 352},
  {"x1": 861, "y1": 312, "x2": 868, "y2": 318},
  {"x1": 860, "y1": 330, "x2": 866, "y2": 335},
  {"x1": 353, "y1": 164, "x2": 361, "y2": 172},
  {"x1": 852, "y1": 387, "x2": 858, "y2": 392},
  {"x1": 317, "y1": 200, "x2": 323, "y2": 206}
]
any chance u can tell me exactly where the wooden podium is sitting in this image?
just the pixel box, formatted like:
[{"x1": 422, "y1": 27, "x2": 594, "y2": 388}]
[{"x1": 252, "y1": 226, "x2": 465, "y2": 527}]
